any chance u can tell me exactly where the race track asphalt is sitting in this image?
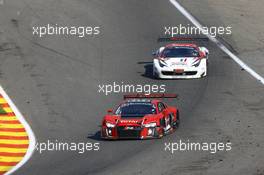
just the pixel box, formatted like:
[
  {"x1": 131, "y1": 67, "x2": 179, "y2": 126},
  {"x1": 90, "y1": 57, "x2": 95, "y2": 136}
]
[{"x1": 0, "y1": 0, "x2": 263, "y2": 174}]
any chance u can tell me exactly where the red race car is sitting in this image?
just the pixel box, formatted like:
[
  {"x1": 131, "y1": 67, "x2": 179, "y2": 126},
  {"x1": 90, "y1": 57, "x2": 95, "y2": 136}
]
[{"x1": 101, "y1": 93, "x2": 180, "y2": 139}]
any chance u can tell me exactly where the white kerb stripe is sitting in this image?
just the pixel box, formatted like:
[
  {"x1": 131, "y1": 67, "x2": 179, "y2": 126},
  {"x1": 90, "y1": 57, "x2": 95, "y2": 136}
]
[{"x1": 0, "y1": 86, "x2": 36, "y2": 175}]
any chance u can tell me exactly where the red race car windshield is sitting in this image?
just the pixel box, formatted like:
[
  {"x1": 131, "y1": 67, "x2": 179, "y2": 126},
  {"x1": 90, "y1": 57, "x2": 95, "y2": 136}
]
[
  {"x1": 162, "y1": 47, "x2": 199, "y2": 58},
  {"x1": 115, "y1": 102, "x2": 156, "y2": 118}
]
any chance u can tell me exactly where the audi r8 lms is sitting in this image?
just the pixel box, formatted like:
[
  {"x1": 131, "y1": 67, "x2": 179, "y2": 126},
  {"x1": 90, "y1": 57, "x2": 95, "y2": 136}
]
[
  {"x1": 153, "y1": 38, "x2": 209, "y2": 79},
  {"x1": 101, "y1": 94, "x2": 180, "y2": 140}
]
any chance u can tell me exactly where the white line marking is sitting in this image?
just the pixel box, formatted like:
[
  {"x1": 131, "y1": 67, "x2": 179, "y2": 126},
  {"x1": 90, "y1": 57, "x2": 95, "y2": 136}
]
[
  {"x1": 0, "y1": 86, "x2": 36, "y2": 175},
  {"x1": 169, "y1": 0, "x2": 264, "y2": 85}
]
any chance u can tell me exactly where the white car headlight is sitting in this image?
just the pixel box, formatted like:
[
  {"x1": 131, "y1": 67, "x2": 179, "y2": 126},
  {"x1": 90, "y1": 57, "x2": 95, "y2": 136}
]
[
  {"x1": 144, "y1": 122, "x2": 157, "y2": 128},
  {"x1": 159, "y1": 60, "x2": 168, "y2": 67},
  {"x1": 192, "y1": 59, "x2": 201, "y2": 67},
  {"x1": 106, "y1": 122, "x2": 116, "y2": 128}
]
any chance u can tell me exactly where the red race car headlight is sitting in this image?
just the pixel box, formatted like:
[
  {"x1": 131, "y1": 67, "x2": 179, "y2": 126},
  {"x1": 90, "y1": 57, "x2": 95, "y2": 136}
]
[
  {"x1": 106, "y1": 122, "x2": 116, "y2": 128},
  {"x1": 143, "y1": 122, "x2": 157, "y2": 128}
]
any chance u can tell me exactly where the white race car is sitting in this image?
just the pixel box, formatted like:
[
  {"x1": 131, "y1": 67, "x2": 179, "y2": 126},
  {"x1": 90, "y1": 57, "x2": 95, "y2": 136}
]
[{"x1": 153, "y1": 43, "x2": 209, "y2": 79}]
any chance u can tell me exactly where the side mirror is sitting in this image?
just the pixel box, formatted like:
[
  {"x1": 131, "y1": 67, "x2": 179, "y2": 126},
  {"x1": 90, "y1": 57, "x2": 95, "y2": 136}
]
[
  {"x1": 199, "y1": 47, "x2": 209, "y2": 56},
  {"x1": 152, "y1": 47, "x2": 165, "y2": 57},
  {"x1": 107, "y1": 109, "x2": 113, "y2": 114},
  {"x1": 199, "y1": 51, "x2": 205, "y2": 58}
]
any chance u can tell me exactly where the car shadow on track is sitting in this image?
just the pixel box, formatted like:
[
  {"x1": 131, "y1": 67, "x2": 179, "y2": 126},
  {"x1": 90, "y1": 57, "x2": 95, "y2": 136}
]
[
  {"x1": 137, "y1": 61, "x2": 155, "y2": 79},
  {"x1": 87, "y1": 131, "x2": 102, "y2": 141}
]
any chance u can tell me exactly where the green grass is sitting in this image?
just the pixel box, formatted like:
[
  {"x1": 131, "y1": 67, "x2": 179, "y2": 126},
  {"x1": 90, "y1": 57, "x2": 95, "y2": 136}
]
[{"x1": 0, "y1": 107, "x2": 6, "y2": 114}]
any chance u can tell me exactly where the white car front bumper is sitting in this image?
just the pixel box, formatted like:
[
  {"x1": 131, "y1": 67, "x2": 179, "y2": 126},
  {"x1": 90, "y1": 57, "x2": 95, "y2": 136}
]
[{"x1": 153, "y1": 59, "x2": 207, "y2": 79}]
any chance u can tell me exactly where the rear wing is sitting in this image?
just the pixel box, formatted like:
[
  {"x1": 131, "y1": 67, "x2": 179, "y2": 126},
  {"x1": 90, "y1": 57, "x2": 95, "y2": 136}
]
[
  {"x1": 157, "y1": 36, "x2": 209, "y2": 42},
  {"x1": 123, "y1": 93, "x2": 178, "y2": 99}
]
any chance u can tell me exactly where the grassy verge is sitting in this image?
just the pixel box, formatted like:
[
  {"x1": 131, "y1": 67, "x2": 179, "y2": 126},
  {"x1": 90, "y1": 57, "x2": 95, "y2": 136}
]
[{"x1": 0, "y1": 107, "x2": 6, "y2": 114}]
